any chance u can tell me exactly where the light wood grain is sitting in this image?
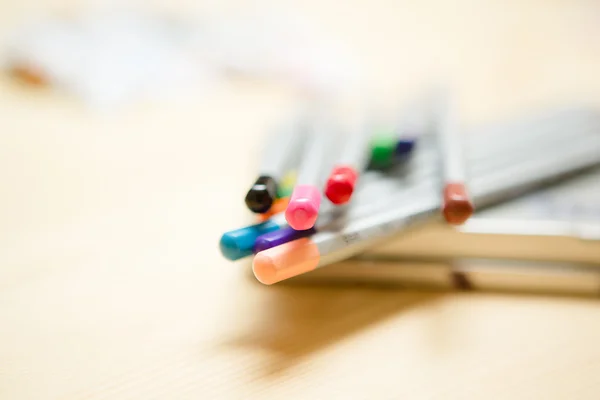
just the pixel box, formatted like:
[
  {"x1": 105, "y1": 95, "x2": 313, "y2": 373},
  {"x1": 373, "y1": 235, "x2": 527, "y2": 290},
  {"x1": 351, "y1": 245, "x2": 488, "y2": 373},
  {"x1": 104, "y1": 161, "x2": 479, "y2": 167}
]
[{"x1": 2, "y1": 0, "x2": 600, "y2": 399}]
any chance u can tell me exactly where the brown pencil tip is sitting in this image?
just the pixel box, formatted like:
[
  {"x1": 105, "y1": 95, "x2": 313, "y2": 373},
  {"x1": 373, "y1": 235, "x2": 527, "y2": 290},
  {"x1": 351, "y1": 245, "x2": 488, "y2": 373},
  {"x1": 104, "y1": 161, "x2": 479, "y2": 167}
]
[{"x1": 443, "y1": 183, "x2": 474, "y2": 225}]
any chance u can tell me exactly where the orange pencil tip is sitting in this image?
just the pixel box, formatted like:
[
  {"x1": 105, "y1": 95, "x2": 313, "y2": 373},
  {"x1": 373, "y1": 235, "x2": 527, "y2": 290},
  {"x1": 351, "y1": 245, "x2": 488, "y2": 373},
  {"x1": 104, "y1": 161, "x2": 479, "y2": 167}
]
[{"x1": 255, "y1": 197, "x2": 290, "y2": 222}]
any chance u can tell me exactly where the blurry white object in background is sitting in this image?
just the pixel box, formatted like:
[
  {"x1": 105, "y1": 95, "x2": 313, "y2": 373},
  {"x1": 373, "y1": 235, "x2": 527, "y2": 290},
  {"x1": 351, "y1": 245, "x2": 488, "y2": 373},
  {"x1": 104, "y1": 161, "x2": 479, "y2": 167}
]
[
  {"x1": 3, "y1": 9, "x2": 363, "y2": 109},
  {"x1": 4, "y1": 11, "x2": 213, "y2": 109},
  {"x1": 188, "y1": 9, "x2": 364, "y2": 95}
]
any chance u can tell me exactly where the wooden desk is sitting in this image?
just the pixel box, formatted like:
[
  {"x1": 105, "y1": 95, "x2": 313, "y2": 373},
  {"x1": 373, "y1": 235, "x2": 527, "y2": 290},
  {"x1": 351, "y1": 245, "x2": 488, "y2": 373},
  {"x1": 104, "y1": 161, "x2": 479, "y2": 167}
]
[{"x1": 2, "y1": 1, "x2": 600, "y2": 398}]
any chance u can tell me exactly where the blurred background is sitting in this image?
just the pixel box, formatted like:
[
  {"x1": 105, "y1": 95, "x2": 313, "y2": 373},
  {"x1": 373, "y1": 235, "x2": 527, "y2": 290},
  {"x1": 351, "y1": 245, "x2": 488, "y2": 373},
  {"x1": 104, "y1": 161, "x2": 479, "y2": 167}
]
[{"x1": 1, "y1": 0, "x2": 600, "y2": 399}]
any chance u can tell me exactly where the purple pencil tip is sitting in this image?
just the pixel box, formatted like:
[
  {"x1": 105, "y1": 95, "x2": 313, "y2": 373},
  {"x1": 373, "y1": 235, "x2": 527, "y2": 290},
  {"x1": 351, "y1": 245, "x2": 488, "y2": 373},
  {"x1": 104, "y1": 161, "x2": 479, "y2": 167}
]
[{"x1": 254, "y1": 226, "x2": 316, "y2": 253}]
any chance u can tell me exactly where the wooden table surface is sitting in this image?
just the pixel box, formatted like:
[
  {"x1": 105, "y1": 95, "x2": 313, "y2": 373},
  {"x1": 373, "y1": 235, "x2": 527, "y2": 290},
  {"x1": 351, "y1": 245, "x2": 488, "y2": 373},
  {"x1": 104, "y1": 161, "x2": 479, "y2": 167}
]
[{"x1": 2, "y1": 0, "x2": 600, "y2": 398}]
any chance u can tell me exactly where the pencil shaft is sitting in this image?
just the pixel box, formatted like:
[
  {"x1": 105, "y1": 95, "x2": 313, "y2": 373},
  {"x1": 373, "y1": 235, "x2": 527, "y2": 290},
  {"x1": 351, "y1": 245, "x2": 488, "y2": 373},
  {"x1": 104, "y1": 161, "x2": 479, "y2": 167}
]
[
  {"x1": 259, "y1": 117, "x2": 306, "y2": 180},
  {"x1": 437, "y1": 98, "x2": 466, "y2": 183},
  {"x1": 337, "y1": 117, "x2": 373, "y2": 169},
  {"x1": 469, "y1": 107, "x2": 598, "y2": 163},
  {"x1": 296, "y1": 120, "x2": 333, "y2": 186}
]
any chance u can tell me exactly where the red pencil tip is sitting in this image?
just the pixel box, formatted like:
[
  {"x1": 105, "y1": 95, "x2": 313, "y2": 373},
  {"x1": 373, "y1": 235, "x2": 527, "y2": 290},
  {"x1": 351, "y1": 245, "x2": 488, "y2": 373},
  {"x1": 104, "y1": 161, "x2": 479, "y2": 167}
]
[{"x1": 324, "y1": 166, "x2": 358, "y2": 205}]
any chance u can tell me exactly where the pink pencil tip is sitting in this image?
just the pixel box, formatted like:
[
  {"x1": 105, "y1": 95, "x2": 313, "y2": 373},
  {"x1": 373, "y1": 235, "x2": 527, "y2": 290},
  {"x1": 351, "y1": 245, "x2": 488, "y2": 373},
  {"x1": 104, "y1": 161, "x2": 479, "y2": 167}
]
[{"x1": 285, "y1": 185, "x2": 321, "y2": 230}]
